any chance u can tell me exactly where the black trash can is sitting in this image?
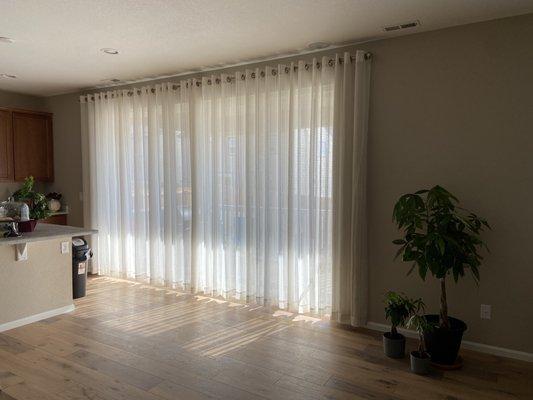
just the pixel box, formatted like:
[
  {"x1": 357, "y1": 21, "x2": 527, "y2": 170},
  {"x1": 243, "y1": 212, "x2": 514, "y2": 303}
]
[{"x1": 72, "y1": 237, "x2": 92, "y2": 299}]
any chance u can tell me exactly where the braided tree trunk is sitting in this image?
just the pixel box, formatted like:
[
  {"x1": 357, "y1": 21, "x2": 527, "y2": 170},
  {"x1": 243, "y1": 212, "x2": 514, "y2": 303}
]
[
  {"x1": 440, "y1": 278, "x2": 450, "y2": 329},
  {"x1": 419, "y1": 333, "x2": 426, "y2": 355},
  {"x1": 391, "y1": 325, "x2": 398, "y2": 336}
]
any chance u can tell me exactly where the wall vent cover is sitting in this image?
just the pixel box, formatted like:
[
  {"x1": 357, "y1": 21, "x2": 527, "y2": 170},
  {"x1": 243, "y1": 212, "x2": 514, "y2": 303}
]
[{"x1": 383, "y1": 20, "x2": 420, "y2": 32}]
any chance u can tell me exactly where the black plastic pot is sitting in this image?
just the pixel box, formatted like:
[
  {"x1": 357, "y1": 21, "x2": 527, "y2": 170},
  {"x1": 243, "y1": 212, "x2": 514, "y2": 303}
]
[
  {"x1": 410, "y1": 351, "x2": 431, "y2": 374},
  {"x1": 383, "y1": 332, "x2": 405, "y2": 358},
  {"x1": 423, "y1": 314, "x2": 467, "y2": 365}
]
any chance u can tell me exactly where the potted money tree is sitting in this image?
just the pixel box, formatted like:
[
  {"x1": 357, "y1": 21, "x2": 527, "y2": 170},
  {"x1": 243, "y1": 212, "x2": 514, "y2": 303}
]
[{"x1": 392, "y1": 185, "x2": 490, "y2": 366}]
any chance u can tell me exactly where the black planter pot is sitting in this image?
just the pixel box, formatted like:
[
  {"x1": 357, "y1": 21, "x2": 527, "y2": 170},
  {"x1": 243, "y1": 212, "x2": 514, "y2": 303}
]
[
  {"x1": 423, "y1": 314, "x2": 467, "y2": 365},
  {"x1": 383, "y1": 332, "x2": 405, "y2": 358},
  {"x1": 410, "y1": 351, "x2": 431, "y2": 375}
]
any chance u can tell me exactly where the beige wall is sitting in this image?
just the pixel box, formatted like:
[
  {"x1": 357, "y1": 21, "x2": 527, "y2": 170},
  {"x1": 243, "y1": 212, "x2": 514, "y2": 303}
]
[
  {"x1": 44, "y1": 13, "x2": 533, "y2": 352},
  {"x1": 44, "y1": 93, "x2": 84, "y2": 227},
  {"x1": 0, "y1": 238, "x2": 73, "y2": 326},
  {"x1": 365, "y1": 14, "x2": 533, "y2": 354},
  {"x1": 0, "y1": 89, "x2": 46, "y2": 110}
]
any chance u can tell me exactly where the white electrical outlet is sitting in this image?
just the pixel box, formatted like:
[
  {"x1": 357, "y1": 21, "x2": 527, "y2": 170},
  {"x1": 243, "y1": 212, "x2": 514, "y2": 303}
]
[
  {"x1": 480, "y1": 304, "x2": 491, "y2": 320},
  {"x1": 61, "y1": 241, "x2": 70, "y2": 254}
]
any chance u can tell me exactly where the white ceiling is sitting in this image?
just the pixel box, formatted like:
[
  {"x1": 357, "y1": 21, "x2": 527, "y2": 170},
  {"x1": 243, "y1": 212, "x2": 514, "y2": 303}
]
[{"x1": 1, "y1": 0, "x2": 532, "y2": 97}]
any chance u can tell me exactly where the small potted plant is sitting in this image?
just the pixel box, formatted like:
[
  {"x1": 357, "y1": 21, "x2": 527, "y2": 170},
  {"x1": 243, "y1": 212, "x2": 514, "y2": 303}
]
[
  {"x1": 13, "y1": 176, "x2": 51, "y2": 232},
  {"x1": 407, "y1": 302, "x2": 433, "y2": 374},
  {"x1": 383, "y1": 291, "x2": 423, "y2": 358},
  {"x1": 392, "y1": 185, "x2": 490, "y2": 366}
]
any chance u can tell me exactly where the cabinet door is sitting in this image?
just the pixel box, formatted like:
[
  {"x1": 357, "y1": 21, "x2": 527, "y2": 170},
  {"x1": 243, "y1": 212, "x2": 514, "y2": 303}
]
[
  {"x1": 41, "y1": 214, "x2": 67, "y2": 225},
  {"x1": 13, "y1": 111, "x2": 54, "y2": 182},
  {"x1": 0, "y1": 109, "x2": 14, "y2": 181}
]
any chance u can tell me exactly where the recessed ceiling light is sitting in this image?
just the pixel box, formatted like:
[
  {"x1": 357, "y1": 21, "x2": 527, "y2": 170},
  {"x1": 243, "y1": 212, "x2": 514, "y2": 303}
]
[
  {"x1": 0, "y1": 37, "x2": 14, "y2": 44},
  {"x1": 0, "y1": 73, "x2": 17, "y2": 79},
  {"x1": 307, "y1": 41, "x2": 330, "y2": 50},
  {"x1": 100, "y1": 48, "x2": 119, "y2": 55}
]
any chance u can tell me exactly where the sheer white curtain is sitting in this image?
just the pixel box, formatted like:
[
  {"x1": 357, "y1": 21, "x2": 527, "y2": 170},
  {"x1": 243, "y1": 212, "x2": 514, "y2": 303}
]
[
  {"x1": 81, "y1": 83, "x2": 192, "y2": 286},
  {"x1": 81, "y1": 51, "x2": 371, "y2": 322}
]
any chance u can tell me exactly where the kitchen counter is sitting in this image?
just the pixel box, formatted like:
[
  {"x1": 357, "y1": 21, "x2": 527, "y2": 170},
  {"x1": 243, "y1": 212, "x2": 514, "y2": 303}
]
[
  {"x1": 0, "y1": 223, "x2": 98, "y2": 332},
  {"x1": 0, "y1": 223, "x2": 97, "y2": 246}
]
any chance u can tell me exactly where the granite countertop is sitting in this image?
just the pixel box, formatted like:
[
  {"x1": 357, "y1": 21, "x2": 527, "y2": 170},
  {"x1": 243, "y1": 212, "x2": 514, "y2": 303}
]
[{"x1": 0, "y1": 223, "x2": 97, "y2": 246}]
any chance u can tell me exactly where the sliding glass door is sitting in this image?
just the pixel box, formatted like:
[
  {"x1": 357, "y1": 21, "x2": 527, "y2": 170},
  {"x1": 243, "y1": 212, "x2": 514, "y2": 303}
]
[{"x1": 81, "y1": 52, "x2": 370, "y2": 321}]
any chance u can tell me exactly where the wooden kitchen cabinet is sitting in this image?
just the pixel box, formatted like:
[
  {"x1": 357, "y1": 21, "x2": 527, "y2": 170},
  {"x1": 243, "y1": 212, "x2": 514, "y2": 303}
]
[
  {"x1": 41, "y1": 213, "x2": 68, "y2": 225},
  {"x1": 0, "y1": 109, "x2": 14, "y2": 181},
  {"x1": 12, "y1": 110, "x2": 54, "y2": 182}
]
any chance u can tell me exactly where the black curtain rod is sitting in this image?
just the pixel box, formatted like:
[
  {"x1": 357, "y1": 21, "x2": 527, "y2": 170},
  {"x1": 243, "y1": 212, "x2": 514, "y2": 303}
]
[{"x1": 80, "y1": 52, "x2": 372, "y2": 101}]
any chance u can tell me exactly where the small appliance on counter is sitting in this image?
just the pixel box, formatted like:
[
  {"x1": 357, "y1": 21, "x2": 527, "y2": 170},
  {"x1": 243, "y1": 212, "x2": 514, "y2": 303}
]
[
  {"x1": 0, "y1": 197, "x2": 27, "y2": 237},
  {"x1": 0, "y1": 197, "x2": 25, "y2": 219}
]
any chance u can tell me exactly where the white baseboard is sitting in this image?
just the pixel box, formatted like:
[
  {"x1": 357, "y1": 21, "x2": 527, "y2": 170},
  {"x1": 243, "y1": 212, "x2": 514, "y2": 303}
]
[
  {"x1": 366, "y1": 321, "x2": 533, "y2": 363},
  {"x1": 0, "y1": 304, "x2": 75, "y2": 333}
]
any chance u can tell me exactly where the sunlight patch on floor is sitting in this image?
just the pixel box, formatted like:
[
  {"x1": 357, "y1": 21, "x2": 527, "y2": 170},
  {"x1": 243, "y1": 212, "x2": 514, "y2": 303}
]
[{"x1": 80, "y1": 276, "x2": 327, "y2": 354}]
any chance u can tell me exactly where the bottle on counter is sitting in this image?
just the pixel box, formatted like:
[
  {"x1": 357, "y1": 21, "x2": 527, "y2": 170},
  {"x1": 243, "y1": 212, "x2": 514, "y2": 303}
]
[{"x1": 20, "y1": 203, "x2": 30, "y2": 222}]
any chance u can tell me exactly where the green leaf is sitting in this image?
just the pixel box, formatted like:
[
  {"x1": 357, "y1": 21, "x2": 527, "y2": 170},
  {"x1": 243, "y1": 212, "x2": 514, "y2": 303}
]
[
  {"x1": 391, "y1": 185, "x2": 489, "y2": 285},
  {"x1": 452, "y1": 266, "x2": 459, "y2": 282},
  {"x1": 471, "y1": 265, "x2": 480, "y2": 282},
  {"x1": 394, "y1": 246, "x2": 405, "y2": 261},
  {"x1": 437, "y1": 237, "x2": 445, "y2": 255}
]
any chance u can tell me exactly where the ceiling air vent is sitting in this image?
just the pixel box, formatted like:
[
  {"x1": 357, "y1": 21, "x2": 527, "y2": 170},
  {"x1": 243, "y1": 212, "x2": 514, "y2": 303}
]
[{"x1": 383, "y1": 20, "x2": 420, "y2": 32}]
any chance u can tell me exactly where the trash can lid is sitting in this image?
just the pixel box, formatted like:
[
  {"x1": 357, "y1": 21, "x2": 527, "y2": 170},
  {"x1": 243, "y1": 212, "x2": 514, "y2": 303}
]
[{"x1": 72, "y1": 238, "x2": 86, "y2": 247}]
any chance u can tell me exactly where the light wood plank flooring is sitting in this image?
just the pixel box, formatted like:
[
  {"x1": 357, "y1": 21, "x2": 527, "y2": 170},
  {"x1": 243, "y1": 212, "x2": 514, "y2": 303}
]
[{"x1": 0, "y1": 276, "x2": 531, "y2": 400}]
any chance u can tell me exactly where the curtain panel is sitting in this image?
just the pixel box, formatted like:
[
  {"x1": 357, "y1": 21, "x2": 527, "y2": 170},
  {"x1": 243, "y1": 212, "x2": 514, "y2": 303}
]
[{"x1": 80, "y1": 51, "x2": 371, "y2": 324}]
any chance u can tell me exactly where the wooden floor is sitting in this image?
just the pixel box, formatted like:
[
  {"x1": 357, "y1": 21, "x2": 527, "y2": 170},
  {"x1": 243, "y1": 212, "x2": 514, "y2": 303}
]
[{"x1": 0, "y1": 277, "x2": 531, "y2": 400}]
